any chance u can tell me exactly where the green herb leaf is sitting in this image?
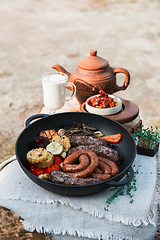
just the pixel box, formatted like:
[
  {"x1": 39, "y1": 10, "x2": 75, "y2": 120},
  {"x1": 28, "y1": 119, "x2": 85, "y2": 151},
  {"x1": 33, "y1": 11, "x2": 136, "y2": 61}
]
[
  {"x1": 104, "y1": 168, "x2": 139, "y2": 211},
  {"x1": 132, "y1": 125, "x2": 159, "y2": 149}
]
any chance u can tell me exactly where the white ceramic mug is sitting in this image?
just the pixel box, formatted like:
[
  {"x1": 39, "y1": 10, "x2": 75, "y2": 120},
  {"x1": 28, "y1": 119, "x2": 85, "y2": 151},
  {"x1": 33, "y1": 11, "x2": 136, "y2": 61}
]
[{"x1": 41, "y1": 72, "x2": 76, "y2": 113}]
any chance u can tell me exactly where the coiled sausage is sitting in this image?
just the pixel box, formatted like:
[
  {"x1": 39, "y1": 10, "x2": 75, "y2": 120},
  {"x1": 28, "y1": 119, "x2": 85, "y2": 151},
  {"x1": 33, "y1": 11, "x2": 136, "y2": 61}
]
[
  {"x1": 98, "y1": 160, "x2": 111, "y2": 174},
  {"x1": 98, "y1": 156, "x2": 119, "y2": 176},
  {"x1": 90, "y1": 157, "x2": 119, "y2": 180},
  {"x1": 63, "y1": 154, "x2": 90, "y2": 173},
  {"x1": 63, "y1": 149, "x2": 99, "y2": 178},
  {"x1": 90, "y1": 159, "x2": 112, "y2": 180},
  {"x1": 91, "y1": 172, "x2": 111, "y2": 181}
]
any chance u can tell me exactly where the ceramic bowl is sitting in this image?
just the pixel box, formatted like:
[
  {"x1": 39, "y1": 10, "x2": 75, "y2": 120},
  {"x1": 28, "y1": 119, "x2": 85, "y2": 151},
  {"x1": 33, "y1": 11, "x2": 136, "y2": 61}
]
[{"x1": 86, "y1": 94, "x2": 122, "y2": 116}]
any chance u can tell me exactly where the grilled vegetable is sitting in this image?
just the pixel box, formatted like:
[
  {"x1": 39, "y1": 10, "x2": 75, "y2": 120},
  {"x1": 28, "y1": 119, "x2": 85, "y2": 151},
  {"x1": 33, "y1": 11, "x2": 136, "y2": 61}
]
[
  {"x1": 99, "y1": 133, "x2": 121, "y2": 144},
  {"x1": 46, "y1": 141, "x2": 64, "y2": 155},
  {"x1": 30, "y1": 155, "x2": 63, "y2": 176}
]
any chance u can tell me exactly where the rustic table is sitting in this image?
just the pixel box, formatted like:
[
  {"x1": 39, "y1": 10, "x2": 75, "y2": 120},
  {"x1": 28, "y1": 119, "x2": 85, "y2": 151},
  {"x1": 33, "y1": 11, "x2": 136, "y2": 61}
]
[{"x1": 0, "y1": 98, "x2": 159, "y2": 240}]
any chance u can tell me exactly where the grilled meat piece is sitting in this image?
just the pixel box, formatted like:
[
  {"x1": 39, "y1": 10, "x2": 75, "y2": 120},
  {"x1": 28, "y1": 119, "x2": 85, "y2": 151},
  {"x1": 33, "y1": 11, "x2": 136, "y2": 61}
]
[
  {"x1": 67, "y1": 135, "x2": 110, "y2": 148},
  {"x1": 49, "y1": 170, "x2": 102, "y2": 186},
  {"x1": 68, "y1": 145, "x2": 122, "y2": 165}
]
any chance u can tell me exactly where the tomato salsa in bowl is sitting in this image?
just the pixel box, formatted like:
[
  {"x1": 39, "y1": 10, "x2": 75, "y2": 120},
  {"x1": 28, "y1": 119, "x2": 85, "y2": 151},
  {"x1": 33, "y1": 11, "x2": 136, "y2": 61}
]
[{"x1": 86, "y1": 90, "x2": 122, "y2": 116}]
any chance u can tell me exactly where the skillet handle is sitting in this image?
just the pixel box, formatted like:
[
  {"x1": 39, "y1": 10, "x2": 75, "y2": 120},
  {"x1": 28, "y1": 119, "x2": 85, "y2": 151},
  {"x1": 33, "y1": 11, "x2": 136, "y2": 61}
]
[
  {"x1": 106, "y1": 166, "x2": 134, "y2": 187},
  {"x1": 25, "y1": 114, "x2": 49, "y2": 128}
]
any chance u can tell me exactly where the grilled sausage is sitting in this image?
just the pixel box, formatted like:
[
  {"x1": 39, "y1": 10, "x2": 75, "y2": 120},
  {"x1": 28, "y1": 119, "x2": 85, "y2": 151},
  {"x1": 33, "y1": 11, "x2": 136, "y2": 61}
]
[
  {"x1": 49, "y1": 170, "x2": 102, "y2": 186},
  {"x1": 68, "y1": 135, "x2": 110, "y2": 148},
  {"x1": 90, "y1": 159, "x2": 112, "y2": 180},
  {"x1": 91, "y1": 172, "x2": 111, "y2": 181},
  {"x1": 98, "y1": 160, "x2": 111, "y2": 174},
  {"x1": 68, "y1": 145, "x2": 121, "y2": 165},
  {"x1": 63, "y1": 154, "x2": 90, "y2": 173},
  {"x1": 98, "y1": 156, "x2": 119, "y2": 176},
  {"x1": 63, "y1": 149, "x2": 99, "y2": 178},
  {"x1": 94, "y1": 168, "x2": 103, "y2": 174}
]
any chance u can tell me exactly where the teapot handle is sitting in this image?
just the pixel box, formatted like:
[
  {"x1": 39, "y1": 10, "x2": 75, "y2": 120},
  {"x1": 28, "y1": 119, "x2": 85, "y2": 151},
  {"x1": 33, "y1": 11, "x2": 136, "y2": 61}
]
[{"x1": 113, "y1": 67, "x2": 130, "y2": 92}]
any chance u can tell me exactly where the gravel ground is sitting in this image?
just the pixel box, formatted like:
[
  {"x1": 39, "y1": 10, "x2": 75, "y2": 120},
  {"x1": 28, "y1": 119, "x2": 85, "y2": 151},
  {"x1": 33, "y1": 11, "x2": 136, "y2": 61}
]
[{"x1": 0, "y1": 0, "x2": 160, "y2": 239}]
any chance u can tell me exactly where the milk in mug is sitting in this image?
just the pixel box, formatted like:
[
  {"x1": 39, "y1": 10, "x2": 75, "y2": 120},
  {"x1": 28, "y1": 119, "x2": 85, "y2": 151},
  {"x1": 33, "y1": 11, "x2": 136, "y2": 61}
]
[{"x1": 41, "y1": 72, "x2": 76, "y2": 111}]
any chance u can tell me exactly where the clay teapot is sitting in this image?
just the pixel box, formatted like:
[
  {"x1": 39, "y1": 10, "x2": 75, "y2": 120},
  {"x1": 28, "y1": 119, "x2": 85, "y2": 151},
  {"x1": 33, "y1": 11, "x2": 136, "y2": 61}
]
[{"x1": 52, "y1": 50, "x2": 130, "y2": 104}]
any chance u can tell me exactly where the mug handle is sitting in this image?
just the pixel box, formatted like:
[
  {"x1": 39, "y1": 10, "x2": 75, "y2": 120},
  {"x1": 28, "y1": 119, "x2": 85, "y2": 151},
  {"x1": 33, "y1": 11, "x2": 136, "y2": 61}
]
[
  {"x1": 113, "y1": 67, "x2": 130, "y2": 92},
  {"x1": 66, "y1": 82, "x2": 76, "y2": 101}
]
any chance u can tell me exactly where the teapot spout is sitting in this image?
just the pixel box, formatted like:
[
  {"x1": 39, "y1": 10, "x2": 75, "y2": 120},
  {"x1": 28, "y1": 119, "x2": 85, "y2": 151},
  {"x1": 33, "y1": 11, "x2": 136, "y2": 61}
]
[{"x1": 52, "y1": 64, "x2": 70, "y2": 78}]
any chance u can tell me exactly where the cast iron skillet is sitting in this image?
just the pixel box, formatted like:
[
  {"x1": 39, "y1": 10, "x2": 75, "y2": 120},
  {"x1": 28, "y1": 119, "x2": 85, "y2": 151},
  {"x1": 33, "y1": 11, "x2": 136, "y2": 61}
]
[{"x1": 15, "y1": 112, "x2": 136, "y2": 196}]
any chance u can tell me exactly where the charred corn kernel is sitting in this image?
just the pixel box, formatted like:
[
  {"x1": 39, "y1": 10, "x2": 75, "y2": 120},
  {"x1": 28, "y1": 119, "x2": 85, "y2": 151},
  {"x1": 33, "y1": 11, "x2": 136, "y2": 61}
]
[
  {"x1": 38, "y1": 173, "x2": 49, "y2": 180},
  {"x1": 26, "y1": 148, "x2": 48, "y2": 164},
  {"x1": 52, "y1": 135, "x2": 71, "y2": 152},
  {"x1": 46, "y1": 141, "x2": 63, "y2": 155},
  {"x1": 34, "y1": 152, "x2": 54, "y2": 168}
]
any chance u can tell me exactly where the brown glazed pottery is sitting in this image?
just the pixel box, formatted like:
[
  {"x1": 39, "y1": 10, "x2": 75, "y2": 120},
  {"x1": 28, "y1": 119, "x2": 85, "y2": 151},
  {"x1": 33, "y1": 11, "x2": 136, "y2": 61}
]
[
  {"x1": 52, "y1": 50, "x2": 130, "y2": 104},
  {"x1": 80, "y1": 99, "x2": 139, "y2": 124}
]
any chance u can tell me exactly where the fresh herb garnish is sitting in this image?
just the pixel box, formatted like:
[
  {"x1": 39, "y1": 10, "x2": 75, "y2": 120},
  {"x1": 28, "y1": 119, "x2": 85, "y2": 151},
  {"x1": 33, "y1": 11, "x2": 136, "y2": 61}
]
[
  {"x1": 104, "y1": 169, "x2": 139, "y2": 211},
  {"x1": 133, "y1": 125, "x2": 159, "y2": 149}
]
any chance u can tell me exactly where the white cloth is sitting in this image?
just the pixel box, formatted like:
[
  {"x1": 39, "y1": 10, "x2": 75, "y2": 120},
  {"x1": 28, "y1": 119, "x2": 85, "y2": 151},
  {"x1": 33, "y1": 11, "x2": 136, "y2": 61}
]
[{"x1": 0, "y1": 148, "x2": 159, "y2": 240}]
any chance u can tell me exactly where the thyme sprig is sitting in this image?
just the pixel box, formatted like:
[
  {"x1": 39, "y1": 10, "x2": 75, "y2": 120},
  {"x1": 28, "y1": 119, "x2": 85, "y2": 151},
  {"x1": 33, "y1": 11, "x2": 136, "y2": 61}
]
[
  {"x1": 133, "y1": 125, "x2": 159, "y2": 149},
  {"x1": 104, "y1": 169, "x2": 139, "y2": 211}
]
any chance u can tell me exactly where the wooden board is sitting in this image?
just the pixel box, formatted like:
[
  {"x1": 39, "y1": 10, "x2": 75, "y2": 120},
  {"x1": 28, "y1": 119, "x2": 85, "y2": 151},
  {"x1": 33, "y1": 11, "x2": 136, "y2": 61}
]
[{"x1": 80, "y1": 99, "x2": 139, "y2": 124}]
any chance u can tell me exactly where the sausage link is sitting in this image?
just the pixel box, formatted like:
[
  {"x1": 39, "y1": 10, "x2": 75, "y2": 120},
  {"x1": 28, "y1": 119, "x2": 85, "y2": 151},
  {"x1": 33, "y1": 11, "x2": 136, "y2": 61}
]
[
  {"x1": 63, "y1": 154, "x2": 90, "y2": 173},
  {"x1": 98, "y1": 156, "x2": 119, "y2": 176},
  {"x1": 90, "y1": 157, "x2": 119, "y2": 180},
  {"x1": 94, "y1": 168, "x2": 103, "y2": 174},
  {"x1": 98, "y1": 160, "x2": 111, "y2": 174},
  {"x1": 90, "y1": 159, "x2": 112, "y2": 180},
  {"x1": 63, "y1": 149, "x2": 99, "y2": 178},
  {"x1": 90, "y1": 172, "x2": 111, "y2": 181}
]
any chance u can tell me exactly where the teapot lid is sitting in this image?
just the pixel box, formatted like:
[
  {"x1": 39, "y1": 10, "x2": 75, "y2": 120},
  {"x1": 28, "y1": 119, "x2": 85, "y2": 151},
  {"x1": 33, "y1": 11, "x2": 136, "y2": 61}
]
[{"x1": 78, "y1": 50, "x2": 109, "y2": 70}]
